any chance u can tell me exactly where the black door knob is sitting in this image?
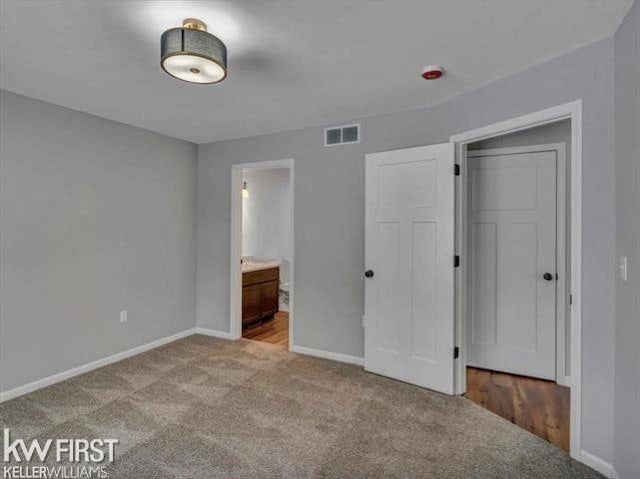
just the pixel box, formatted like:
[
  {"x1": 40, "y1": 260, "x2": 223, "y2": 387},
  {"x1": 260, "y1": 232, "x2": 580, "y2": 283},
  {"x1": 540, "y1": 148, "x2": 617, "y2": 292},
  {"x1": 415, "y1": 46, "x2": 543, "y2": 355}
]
[
  {"x1": 364, "y1": 270, "x2": 374, "y2": 278},
  {"x1": 543, "y1": 272, "x2": 554, "y2": 281}
]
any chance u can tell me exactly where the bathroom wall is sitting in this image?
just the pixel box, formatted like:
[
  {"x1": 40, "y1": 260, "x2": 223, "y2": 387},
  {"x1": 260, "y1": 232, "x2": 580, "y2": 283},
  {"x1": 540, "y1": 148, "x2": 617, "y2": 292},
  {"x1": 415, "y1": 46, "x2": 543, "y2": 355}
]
[{"x1": 242, "y1": 168, "x2": 291, "y2": 265}]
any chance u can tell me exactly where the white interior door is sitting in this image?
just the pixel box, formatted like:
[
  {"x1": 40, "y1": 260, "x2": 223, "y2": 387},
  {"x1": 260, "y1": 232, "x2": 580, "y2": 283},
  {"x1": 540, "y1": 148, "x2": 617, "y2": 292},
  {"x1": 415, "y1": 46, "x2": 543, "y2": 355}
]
[
  {"x1": 364, "y1": 143, "x2": 455, "y2": 394},
  {"x1": 466, "y1": 147, "x2": 558, "y2": 380}
]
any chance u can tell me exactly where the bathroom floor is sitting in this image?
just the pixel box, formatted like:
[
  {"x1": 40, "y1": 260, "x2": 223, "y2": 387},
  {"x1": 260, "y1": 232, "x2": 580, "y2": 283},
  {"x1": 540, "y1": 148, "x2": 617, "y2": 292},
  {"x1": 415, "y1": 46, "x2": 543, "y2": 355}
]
[{"x1": 242, "y1": 311, "x2": 289, "y2": 349}]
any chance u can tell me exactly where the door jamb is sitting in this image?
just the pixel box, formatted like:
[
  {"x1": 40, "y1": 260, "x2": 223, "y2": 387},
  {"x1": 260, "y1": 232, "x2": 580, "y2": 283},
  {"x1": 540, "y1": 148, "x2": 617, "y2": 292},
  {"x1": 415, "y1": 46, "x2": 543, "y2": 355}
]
[
  {"x1": 449, "y1": 100, "x2": 582, "y2": 460},
  {"x1": 465, "y1": 143, "x2": 568, "y2": 384},
  {"x1": 229, "y1": 159, "x2": 295, "y2": 349}
]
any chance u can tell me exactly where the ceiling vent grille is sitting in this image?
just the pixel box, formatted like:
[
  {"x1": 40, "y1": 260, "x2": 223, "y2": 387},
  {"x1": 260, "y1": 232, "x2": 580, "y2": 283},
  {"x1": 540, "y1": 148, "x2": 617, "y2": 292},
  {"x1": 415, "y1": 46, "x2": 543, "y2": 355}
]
[{"x1": 324, "y1": 124, "x2": 360, "y2": 147}]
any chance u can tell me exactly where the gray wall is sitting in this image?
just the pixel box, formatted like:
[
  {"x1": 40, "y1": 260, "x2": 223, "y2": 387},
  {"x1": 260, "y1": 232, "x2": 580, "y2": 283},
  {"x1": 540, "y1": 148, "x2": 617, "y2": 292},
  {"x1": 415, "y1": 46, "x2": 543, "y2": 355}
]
[
  {"x1": 613, "y1": 1, "x2": 640, "y2": 478},
  {"x1": 469, "y1": 120, "x2": 572, "y2": 378},
  {"x1": 0, "y1": 91, "x2": 198, "y2": 393},
  {"x1": 198, "y1": 38, "x2": 616, "y2": 461}
]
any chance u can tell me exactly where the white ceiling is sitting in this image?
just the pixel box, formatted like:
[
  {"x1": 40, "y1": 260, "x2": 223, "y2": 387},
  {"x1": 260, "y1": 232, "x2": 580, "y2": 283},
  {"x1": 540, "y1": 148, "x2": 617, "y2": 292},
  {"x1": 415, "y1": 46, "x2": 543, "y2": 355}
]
[{"x1": 0, "y1": 0, "x2": 632, "y2": 144}]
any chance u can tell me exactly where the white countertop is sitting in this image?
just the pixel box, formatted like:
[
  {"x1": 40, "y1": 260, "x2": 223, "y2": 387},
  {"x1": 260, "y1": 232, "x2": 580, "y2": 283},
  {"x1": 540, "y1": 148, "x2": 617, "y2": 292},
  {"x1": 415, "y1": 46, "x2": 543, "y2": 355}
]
[{"x1": 242, "y1": 259, "x2": 281, "y2": 273}]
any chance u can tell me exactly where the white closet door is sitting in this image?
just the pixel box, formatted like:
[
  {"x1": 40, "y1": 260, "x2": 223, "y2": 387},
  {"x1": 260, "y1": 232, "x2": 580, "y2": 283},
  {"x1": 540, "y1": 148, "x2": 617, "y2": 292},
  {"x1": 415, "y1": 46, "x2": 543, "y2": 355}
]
[{"x1": 467, "y1": 148, "x2": 557, "y2": 380}]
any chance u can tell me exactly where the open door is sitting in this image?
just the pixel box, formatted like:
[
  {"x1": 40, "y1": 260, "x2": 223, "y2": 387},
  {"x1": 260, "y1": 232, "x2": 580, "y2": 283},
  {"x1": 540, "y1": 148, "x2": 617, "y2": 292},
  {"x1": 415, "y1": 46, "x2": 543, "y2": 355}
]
[{"x1": 364, "y1": 143, "x2": 455, "y2": 394}]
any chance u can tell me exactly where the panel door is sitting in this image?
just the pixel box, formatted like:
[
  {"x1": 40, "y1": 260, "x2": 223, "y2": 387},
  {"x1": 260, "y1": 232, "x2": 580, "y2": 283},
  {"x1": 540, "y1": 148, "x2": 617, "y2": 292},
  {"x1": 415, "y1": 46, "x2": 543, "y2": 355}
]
[
  {"x1": 467, "y1": 148, "x2": 557, "y2": 379},
  {"x1": 364, "y1": 143, "x2": 455, "y2": 394}
]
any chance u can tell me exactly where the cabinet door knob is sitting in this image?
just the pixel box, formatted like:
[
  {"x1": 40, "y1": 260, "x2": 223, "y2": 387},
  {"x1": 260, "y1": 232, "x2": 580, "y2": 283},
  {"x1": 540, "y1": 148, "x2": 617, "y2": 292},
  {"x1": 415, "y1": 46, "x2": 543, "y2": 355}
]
[
  {"x1": 364, "y1": 270, "x2": 374, "y2": 278},
  {"x1": 543, "y1": 272, "x2": 554, "y2": 281}
]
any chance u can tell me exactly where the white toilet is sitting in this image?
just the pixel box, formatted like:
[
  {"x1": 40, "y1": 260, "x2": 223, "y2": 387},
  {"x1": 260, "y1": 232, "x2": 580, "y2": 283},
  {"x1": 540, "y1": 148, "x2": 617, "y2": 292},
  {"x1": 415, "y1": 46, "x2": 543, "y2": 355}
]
[{"x1": 279, "y1": 259, "x2": 290, "y2": 312}]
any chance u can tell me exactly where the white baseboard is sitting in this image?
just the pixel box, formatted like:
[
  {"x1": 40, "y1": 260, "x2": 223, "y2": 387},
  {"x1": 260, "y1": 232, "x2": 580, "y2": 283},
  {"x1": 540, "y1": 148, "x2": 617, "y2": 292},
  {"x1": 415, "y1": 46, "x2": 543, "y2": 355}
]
[
  {"x1": 556, "y1": 375, "x2": 572, "y2": 388},
  {"x1": 0, "y1": 328, "x2": 196, "y2": 403},
  {"x1": 291, "y1": 345, "x2": 364, "y2": 366},
  {"x1": 193, "y1": 327, "x2": 235, "y2": 340},
  {"x1": 580, "y1": 450, "x2": 618, "y2": 478}
]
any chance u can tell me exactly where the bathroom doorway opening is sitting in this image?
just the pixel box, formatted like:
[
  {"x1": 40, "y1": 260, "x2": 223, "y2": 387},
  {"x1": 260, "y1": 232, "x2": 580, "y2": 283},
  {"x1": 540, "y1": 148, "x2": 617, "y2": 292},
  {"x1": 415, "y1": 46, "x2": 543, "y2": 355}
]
[{"x1": 229, "y1": 159, "x2": 294, "y2": 350}]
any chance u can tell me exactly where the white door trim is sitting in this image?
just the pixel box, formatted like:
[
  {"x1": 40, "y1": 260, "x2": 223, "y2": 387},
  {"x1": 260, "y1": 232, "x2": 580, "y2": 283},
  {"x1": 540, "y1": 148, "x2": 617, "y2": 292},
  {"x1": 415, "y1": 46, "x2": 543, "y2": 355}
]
[
  {"x1": 450, "y1": 100, "x2": 582, "y2": 460},
  {"x1": 466, "y1": 143, "x2": 568, "y2": 384},
  {"x1": 229, "y1": 159, "x2": 295, "y2": 349}
]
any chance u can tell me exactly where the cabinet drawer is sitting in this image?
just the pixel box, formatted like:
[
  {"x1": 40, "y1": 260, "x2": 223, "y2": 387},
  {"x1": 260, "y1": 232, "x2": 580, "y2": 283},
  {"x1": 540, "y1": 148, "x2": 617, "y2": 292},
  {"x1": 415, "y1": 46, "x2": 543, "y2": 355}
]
[{"x1": 243, "y1": 267, "x2": 279, "y2": 286}]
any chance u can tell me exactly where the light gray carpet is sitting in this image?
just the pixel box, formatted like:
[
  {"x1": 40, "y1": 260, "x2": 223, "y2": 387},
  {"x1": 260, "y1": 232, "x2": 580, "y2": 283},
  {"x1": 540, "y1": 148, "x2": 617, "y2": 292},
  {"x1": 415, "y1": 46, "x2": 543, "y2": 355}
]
[{"x1": 1, "y1": 335, "x2": 602, "y2": 478}]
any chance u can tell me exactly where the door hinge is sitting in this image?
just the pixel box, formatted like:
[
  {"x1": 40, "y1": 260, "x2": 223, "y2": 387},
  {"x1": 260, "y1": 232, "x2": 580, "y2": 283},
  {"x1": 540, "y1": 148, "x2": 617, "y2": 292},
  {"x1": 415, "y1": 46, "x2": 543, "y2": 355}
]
[
  {"x1": 569, "y1": 294, "x2": 573, "y2": 305},
  {"x1": 454, "y1": 346, "x2": 459, "y2": 359},
  {"x1": 454, "y1": 164, "x2": 461, "y2": 176},
  {"x1": 454, "y1": 255, "x2": 460, "y2": 268}
]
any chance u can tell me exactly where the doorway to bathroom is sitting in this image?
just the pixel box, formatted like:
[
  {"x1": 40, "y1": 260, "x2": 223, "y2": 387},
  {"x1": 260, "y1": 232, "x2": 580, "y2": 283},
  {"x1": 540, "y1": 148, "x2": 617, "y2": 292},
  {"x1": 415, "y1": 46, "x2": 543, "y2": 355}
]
[{"x1": 229, "y1": 159, "x2": 294, "y2": 350}]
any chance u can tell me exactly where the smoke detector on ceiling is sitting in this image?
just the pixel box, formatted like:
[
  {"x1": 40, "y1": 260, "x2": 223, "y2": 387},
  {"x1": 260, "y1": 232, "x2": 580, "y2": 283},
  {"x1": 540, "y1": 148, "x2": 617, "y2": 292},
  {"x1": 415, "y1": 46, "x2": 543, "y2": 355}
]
[{"x1": 421, "y1": 65, "x2": 444, "y2": 80}]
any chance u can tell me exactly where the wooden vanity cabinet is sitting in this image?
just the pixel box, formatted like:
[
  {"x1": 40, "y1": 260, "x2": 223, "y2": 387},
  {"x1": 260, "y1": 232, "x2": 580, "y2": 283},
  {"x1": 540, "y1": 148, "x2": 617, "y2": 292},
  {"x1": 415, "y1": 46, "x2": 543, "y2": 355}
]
[{"x1": 242, "y1": 267, "x2": 279, "y2": 327}]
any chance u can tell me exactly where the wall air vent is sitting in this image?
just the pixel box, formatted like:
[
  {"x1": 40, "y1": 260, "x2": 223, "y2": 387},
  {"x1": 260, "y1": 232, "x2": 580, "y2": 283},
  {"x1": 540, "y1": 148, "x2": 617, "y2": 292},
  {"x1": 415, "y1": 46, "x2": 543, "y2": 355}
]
[{"x1": 324, "y1": 124, "x2": 360, "y2": 147}]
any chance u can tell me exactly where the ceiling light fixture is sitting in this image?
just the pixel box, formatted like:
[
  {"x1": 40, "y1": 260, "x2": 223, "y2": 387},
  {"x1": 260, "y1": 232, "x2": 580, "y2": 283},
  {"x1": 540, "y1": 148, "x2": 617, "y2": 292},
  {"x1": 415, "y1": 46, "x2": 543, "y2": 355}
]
[{"x1": 161, "y1": 18, "x2": 227, "y2": 84}]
